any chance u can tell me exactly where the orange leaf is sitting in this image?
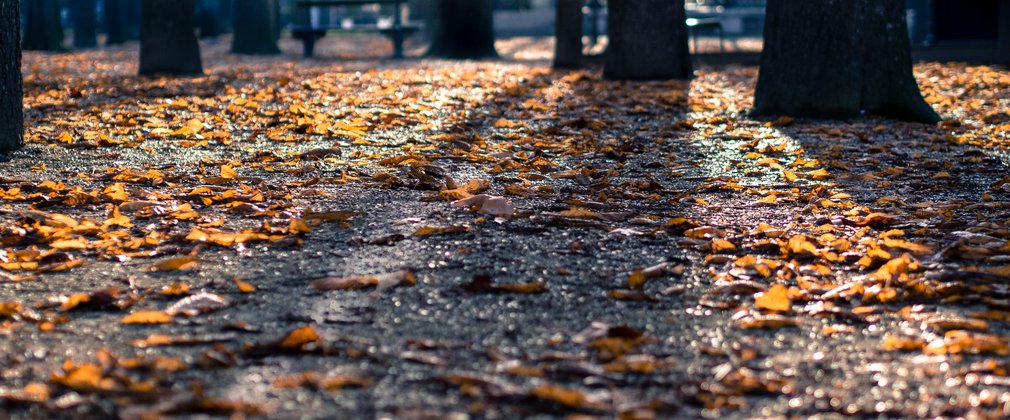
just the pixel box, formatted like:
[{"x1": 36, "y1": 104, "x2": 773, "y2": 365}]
[{"x1": 121, "y1": 311, "x2": 173, "y2": 325}]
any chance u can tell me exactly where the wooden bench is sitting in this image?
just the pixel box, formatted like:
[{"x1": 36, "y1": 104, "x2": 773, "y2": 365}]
[{"x1": 291, "y1": 0, "x2": 421, "y2": 59}]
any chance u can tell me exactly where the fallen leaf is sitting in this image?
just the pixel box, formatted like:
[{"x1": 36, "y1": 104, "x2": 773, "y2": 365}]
[{"x1": 121, "y1": 311, "x2": 172, "y2": 325}]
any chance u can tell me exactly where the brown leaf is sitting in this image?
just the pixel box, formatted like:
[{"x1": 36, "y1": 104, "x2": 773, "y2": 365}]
[
  {"x1": 310, "y1": 270, "x2": 416, "y2": 292},
  {"x1": 459, "y1": 275, "x2": 547, "y2": 294},
  {"x1": 150, "y1": 256, "x2": 201, "y2": 272}
]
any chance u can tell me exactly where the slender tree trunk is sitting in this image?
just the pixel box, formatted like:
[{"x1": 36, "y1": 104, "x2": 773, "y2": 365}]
[
  {"x1": 72, "y1": 0, "x2": 98, "y2": 49},
  {"x1": 219, "y1": 0, "x2": 234, "y2": 33},
  {"x1": 553, "y1": 0, "x2": 583, "y2": 69},
  {"x1": 427, "y1": 0, "x2": 497, "y2": 59},
  {"x1": 197, "y1": 0, "x2": 221, "y2": 39},
  {"x1": 124, "y1": 0, "x2": 141, "y2": 40},
  {"x1": 273, "y1": 0, "x2": 282, "y2": 41},
  {"x1": 1, "y1": 0, "x2": 23, "y2": 151},
  {"x1": 22, "y1": 0, "x2": 64, "y2": 51},
  {"x1": 139, "y1": 0, "x2": 203, "y2": 76},
  {"x1": 753, "y1": 0, "x2": 940, "y2": 123},
  {"x1": 603, "y1": 0, "x2": 691, "y2": 80},
  {"x1": 231, "y1": 0, "x2": 280, "y2": 54},
  {"x1": 104, "y1": 0, "x2": 127, "y2": 45}
]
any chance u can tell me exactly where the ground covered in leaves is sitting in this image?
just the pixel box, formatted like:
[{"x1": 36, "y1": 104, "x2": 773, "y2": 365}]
[{"x1": 2, "y1": 36, "x2": 1010, "y2": 418}]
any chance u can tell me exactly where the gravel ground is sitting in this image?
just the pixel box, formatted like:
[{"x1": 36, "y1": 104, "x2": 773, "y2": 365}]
[{"x1": 1, "y1": 36, "x2": 1010, "y2": 419}]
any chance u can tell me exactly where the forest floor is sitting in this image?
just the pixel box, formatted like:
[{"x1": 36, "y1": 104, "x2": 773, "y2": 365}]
[{"x1": 2, "y1": 35, "x2": 1010, "y2": 419}]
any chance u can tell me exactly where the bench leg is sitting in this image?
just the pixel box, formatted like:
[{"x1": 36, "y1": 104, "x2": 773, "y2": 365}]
[{"x1": 391, "y1": 31, "x2": 405, "y2": 59}]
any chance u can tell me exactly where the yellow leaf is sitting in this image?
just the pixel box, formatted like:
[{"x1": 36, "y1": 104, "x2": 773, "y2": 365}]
[
  {"x1": 627, "y1": 270, "x2": 647, "y2": 290},
  {"x1": 150, "y1": 256, "x2": 200, "y2": 272},
  {"x1": 220, "y1": 164, "x2": 237, "y2": 179},
  {"x1": 530, "y1": 384, "x2": 604, "y2": 410},
  {"x1": 50, "y1": 237, "x2": 89, "y2": 250},
  {"x1": 278, "y1": 325, "x2": 320, "y2": 350},
  {"x1": 102, "y1": 183, "x2": 128, "y2": 202},
  {"x1": 711, "y1": 238, "x2": 737, "y2": 253},
  {"x1": 233, "y1": 278, "x2": 256, "y2": 293},
  {"x1": 288, "y1": 218, "x2": 313, "y2": 234},
  {"x1": 808, "y1": 168, "x2": 832, "y2": 180},
  {"x1": 755, "y1": 284, "x2": 791, "y2": 312},
  {"x1": 121, "y1": 310, "x2": 173, "y2": 325},
  {"x1": 782, "y1": 170, "x2": 798, "y2": 182}
]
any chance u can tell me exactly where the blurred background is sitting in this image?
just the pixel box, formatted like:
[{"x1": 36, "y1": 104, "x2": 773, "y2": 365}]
[{"x1": 17, "y1": 0, "x2": 1007, "y2": 62}]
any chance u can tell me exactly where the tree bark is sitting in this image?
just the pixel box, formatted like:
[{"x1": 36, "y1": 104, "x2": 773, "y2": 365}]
[
  {"x1": 106, "y1": 0, "x2": 141, "y2": 44},
  {"x1": 104, "y1": 0, "x2": 127, "y2": 45},
  {"x1": 231, "y1": 0, "x2": 280, "y2": 54},
  {"x1": 139, "y1": 0, "x2": 203, "y2": 76},
  {"x1": 999, "y1": 0, "x2": 1010, "y2": 64},
  {"x1": 72, "y1": 0, "x2": 98, "y2": 49},
  {"x1": 427, "y1": 0, "x2": 498, "y2": 59},
  {"x1": 553, "y1": 0, "x2": 582, "y2": 69},
  {"x1": 219, "y1": 0, "x2": 234, "y2": 33},
  {"x1": 197, "y1": 0, "x2": 222, "y2": 39},
  {"x1": 603, "y1": 0, "x2": 691, "y2": 80},
  {"x1": 753, "y1": 0, "x2": 940, "y2": 123},
  {"x1": 22, "y1": 0, "x2": 64, "y2": 51},
  {"x1": 1, "y1": 0, "x2": 23, "y2": 151}
]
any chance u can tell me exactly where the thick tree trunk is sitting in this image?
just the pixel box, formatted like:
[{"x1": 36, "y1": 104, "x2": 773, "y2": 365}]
[
  {"x1": 72, "y1": 0, "x2": 98, "y2": 49},
  {"x1": 427, "y1": 0, "x2": 498, "y2": 59},
  {"x1": 22, "y1": 0, "x2": 64, "y2": 51},
  {"x1": 603, "y1": 0, "x2": 691, "y2": 80},
  {"x1": 139, "y1": 0, "x2": 203, "y2": 76},
  {"x1": 753, "y1": 0, "x2": 940, "y2": 123},
  {"x1": 231, "y1": 0, "x2": 280, "y2": 54},
  {"x1": 1, "y1": 0, "x2": 23, "y2": 151},
  {"x1": 553, "y1": 0, "x2": 583, "y2": 69}
]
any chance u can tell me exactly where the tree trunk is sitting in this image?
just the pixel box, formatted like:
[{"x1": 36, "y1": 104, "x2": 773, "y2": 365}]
[
  {"x1": 139, "y1": 0, "x2": 203, "y2": 76},
  {"x1": 22, "y1": 0, "x2": 64, "y2": 51},
  {"x1": 427, "y1": 0, "x2": 498, "y2": 59},
  {"x1": 999, "y1": 0, "x2": 1010, "y2": 64},
  {"x1": 273, "y1": 0, "x2": 282, "y2": 41},
  {"x1": 1, "y1": 0, "x2": 23, "y2": 151},
  {"x1": 197, "y1": 0, "x2": 221, "y2": 39},
  {"x1": 231, "y1": 0, "x2": 280, "y2": 54},
  {"x1": 219, "y1": 0, "x2": 234, "y2": 33},
  {"x1": 753, "y1": 0, "x2": 940, "y2": 123},
  {"x1": 553, "y1": 0, "x2": 582, "y2": 69},
  {"x1": 124, "y1": 0, "x2": 141, "y2": 40},
  {"x1": 104, "y1": 0, "x2": 127, "y2": 45},
  {"x1": 72, "y1": 0, "x2": 98, "y2": 49},
  {"x1": 107, "y1": 0, "x2": 141, "y2": 44},
  {"x1": 603, "y1": 0, "x2": 691, "y2": 80}
]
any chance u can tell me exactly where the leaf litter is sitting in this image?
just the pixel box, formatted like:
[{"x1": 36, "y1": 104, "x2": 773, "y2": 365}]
[{"x1": 1, "y1": 39, "x2": 1010, "y2": 418}]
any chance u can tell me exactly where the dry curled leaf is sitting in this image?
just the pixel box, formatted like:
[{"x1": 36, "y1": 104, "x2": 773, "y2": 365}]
[{"x1": 311, "y1": 270, "x2": 416, "y2": 292}]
